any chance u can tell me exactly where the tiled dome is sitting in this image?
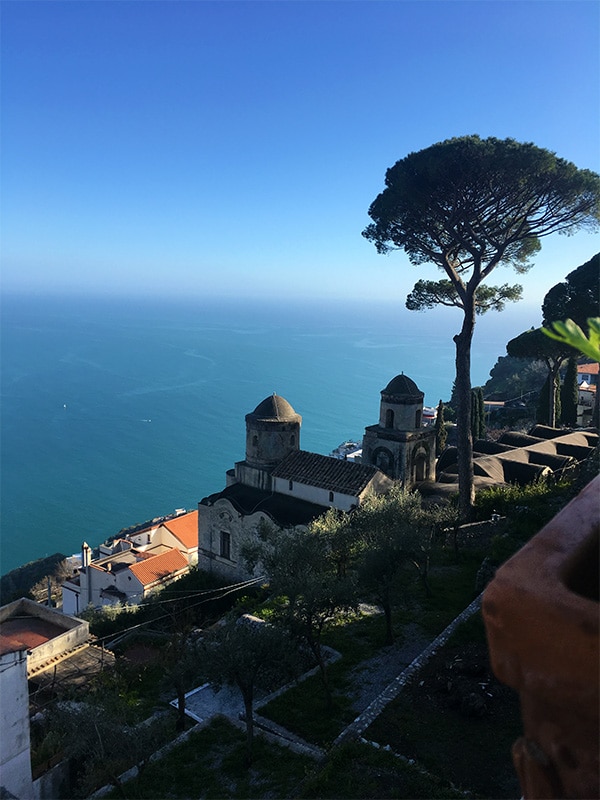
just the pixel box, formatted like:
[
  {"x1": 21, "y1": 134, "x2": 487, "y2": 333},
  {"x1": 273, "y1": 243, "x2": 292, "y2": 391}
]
[
  {"x1": 382, "y1": 374, "x2": 423, "y2": 400},
  {"x1": 249, "y1": 394, "x2": 300, "y2": 422}
]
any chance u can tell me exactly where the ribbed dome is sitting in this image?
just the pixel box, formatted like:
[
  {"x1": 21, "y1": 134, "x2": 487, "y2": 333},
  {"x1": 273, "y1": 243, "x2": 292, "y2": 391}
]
[
  {"x1": 249, "y1": 394, "x2": 300, "y2": 422},
  {"x1": 382, "y1": 374, "x2": 423, "y2": 399}
]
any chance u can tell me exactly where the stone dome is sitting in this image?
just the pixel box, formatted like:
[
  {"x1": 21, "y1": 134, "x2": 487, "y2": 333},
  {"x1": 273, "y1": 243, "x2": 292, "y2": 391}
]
[
  {"x1": 382, "y1": 374, "x2": 423, "y2": 401},
  {"x1": 248, "y1": 394, "x2": 301, "y2": 422}
]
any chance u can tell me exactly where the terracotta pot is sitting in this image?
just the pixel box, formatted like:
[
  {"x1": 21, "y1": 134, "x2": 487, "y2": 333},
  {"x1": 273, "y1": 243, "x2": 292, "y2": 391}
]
[{"x1": 483, "y1": 475, "x2": 599, "y2": 800}]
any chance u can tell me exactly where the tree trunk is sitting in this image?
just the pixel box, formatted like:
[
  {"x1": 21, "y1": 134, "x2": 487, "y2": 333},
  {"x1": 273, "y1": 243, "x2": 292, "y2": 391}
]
[
  {"x1": 382, "y1": 599, "x2": 394, "y2": 646},
  {"x1": 309, "y1": 638, "x2": 332, "y2": 709},
  {"x1": 176, "y1": 684, "x2": 187, "y2": 732},
  {"x1": 454, "y1": 297, "x2": 476, "y2": 521},
  {"x1": 549, "y1": 366, "x2": 557, "y2": 427},
  {"x1": 242, "y1": 689, "x2": 254, "y2": 767}
]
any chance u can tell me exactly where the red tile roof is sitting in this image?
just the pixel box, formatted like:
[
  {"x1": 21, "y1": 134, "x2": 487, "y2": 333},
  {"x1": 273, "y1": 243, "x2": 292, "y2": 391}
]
[
  {"x1": 578, "y1": 363, "x2": 599, "y2": 375},
  {"x1": 129, "y1": 548, "x2": 188, "y2": 588},
  {"x1": 162, "y1": 511, "x2": 198, "y2": 549}
]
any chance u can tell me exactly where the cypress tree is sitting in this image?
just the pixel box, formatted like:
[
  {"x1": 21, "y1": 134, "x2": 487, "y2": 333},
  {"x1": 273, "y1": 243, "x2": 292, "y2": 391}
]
[
  {"x1": 435, "y1": 399, "x2": 447, "y2": 455},
  {"x1": 560, "y1": 357, "x2": 579, "y2": 427},
  {"x1": 477, "y1": 387, "x2": 486, "y2": 440},
  {"x1": 537, "y1": 373, "x2": 561, "y2": 426},
  {"x1": 471, "y1": 387, "x2": 485, "y2": 440}
]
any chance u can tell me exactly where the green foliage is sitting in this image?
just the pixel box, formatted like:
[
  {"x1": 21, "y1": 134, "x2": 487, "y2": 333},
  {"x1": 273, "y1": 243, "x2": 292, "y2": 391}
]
[
  {"x1": 200, "y1": 615, "x2": 303, "y2": 763},
  {"x1": 536, "y1": 371, "x2": 561, "y2": 426},
  {"x1": 200, "y1": 616, "x2": 301, "y2": 697},
  {"x1": 363, "y1": 135, "x2": 599, "y2": 521},
  {"x1": 299, "y1": 740, "x2": 465, "y2": 799},
  {"x1": 79, "y1": 601, "x2": 142, "y2": 639},
  {"x1": 79, "y1": 568, "x2": 240, "y2": 639},
  {"x1": 483, "y1": 353, "x2": 547, "y2": 402},
  {"x1": 471, "y1": 386, "x2": 485, "y2": 440},
  {"x1": 474, "y1": 479, "x2": 573, "y2": 541},
  {"x1": 543, "y1": 317, "x2": 600, "y2": 362},
  {"x1": 507, "y1": 326, "x2": 577, "y2": 363},
  {"x1": 104, "y1": 717, "x2": 313, "y2": 800},
  {"x1": 249, "y1": 525, "x2": 358, "y2": 706},
  {"x1": 542, "y1": 253, "x2": 600, "y2": 329},
  {"x1": 363, "y1": 135, "x2": 600, "y2": 272},
  {"x1": 405, "y1": 278, "x2": 522, "y2": 314},
  {"x1": 560, "y1": 356, "x2": 579, "y2": 426},
  {"x1": 347, "y1": 486, "x2": 457, "y2": 642},
  {"x1": 45, "y1": 678, "x2": 175, "y2": 796},
  {"x1": 434, "y1": 399, "x2": 447, "y2": 455},
  {"x1": 365, "y1": 624, "x2": 522, "y2": 800},
  {"x1": 0, "y1": 553, "x2": 69, "y2": 605}
]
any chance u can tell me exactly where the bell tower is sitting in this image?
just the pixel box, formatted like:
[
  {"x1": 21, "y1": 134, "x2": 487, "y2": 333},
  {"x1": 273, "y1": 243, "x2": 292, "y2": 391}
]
[
  {"x1": 232, "y1": 394, "x2": 301, "y2": 491},
  {"x1": 362, "y1": 373, "x2": 435, "y2": 486}
]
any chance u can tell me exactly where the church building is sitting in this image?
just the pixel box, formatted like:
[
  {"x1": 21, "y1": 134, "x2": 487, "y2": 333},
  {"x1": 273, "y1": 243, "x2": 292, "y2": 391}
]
[
  {"x1": 361, "y1": 373, "x2": 436, "y2": 485},
  {"x1": 198, "y1": 393, "x2": 393, "y2": 581}
]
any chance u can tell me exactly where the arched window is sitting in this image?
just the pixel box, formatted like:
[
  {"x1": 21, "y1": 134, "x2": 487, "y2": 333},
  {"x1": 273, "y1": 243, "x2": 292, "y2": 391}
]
[
  {"x1": 252, "y1": 435, "x2": 258, "y2": 447},
  {"x1": 385, "y1": 409, "x2": 394, "y2": 428},
  {"x1": 289, "y1": 480, "x2": 293, "y2": 491},
  {"x1": 290, "y1": 434, "x2": 295, "y2": 445},
  {"x1": 328, "y1": 491, "x2": 334, "y2": 503},
  {"x1": 415, "y1": 410, "x2": 422, "y2": 428}
]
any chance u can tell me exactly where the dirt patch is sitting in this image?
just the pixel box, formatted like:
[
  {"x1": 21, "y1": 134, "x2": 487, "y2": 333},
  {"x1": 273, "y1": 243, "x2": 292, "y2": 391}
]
[
  {"x1": 347, "y1": 622, "x2": 432, "y2": 713},
  {"x1": 121, "y1": 643, "x2": 163, "y2": 666}
]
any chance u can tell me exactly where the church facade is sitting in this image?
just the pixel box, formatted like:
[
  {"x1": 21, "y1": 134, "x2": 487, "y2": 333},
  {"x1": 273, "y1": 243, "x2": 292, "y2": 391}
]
[
  {"x1": 198, "y1": 393, "x2": 393, "y2": 580},
  {"x1": 198, "y1": 374, "x2": 433, "y2": 581},
  {"x1": 361, "y1": 373, "x2": 436, "y2": 485}
]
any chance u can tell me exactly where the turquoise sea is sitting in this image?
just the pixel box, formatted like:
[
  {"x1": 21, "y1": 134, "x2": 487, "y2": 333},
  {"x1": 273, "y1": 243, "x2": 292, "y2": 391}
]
[{"x1": 0, "y1": 292, "x2": 535, "y2": 575}]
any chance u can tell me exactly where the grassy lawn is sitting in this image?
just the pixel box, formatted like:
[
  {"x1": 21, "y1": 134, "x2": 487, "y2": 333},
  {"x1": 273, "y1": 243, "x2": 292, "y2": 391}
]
[
  {"x1": 299, "y1": 741, "x2": 466, "y2": 799},
  {"x1": 364, "y1": 613, "x2": 523, "y2": 799},
  {"x1": 259, "y1": 547, "x2": 486, "y2": 748},
  {"x1": 103, "y1": 717, "x2": 314, "y2": 799}
]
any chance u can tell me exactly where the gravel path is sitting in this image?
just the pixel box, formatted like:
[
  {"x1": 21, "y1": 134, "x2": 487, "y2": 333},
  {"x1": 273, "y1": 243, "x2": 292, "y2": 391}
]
[
  {"x1": 346, "y1": 621, "x2": 432, "y2": 713},
  {"x1": 179, "y1": 615, "x2": 433, "y2": 723}
]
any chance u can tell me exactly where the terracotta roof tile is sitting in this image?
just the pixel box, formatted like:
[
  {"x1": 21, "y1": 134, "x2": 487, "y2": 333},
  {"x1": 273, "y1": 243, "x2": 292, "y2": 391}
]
[
  {"x1": 163, "y1": 511, "x2": 198, "y2": 549},
  {"x1": 129, "y1": 549, "x2": 188, "y2": 588},
  {"x1": 578, "y1": 363, "x2": 599, "y2": 375},
  {"x1": 272, "y1": 450, "x2": 381, "y2": 495}
]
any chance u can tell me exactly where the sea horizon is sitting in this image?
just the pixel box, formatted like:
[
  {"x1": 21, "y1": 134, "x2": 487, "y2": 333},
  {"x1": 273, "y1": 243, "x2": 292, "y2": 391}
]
[{"x1": 1, "y1": 291, "x2": 539, "y2": 576}]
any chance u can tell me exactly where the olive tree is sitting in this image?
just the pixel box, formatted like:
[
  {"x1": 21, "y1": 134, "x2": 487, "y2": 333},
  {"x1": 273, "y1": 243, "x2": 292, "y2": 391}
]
[
  {"x1": 242, "y1": 524, "x2": 356, "y2": 708},
  {"x1": 200, "y1": 616, "x2": 299, "y2": 766},
  {"x1": 363, "y1": 136, "x2": 599, "y2": 519}
]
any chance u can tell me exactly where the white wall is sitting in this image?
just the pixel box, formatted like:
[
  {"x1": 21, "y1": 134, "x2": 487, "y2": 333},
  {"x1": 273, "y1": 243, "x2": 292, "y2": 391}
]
[
  {"x1": 0, "y1": 647, "x2": 33, "y2": 800},
  {"x1": 272, "y1": 476, "x2": 357, "y2": 511}
]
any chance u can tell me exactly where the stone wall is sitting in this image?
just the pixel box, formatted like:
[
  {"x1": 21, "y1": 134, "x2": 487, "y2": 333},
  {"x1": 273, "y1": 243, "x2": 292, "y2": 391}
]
[{"x1": 441, "y1": 517, "x2": 507, "y2": 551}]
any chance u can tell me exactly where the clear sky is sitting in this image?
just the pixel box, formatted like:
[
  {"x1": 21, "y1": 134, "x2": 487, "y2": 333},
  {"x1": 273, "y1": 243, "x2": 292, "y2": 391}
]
[{"x1": 1, "y1": 0, "x2": 598, "y2": 310}]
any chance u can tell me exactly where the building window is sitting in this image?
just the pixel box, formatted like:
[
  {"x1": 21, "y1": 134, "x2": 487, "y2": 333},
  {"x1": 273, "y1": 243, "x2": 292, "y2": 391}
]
[
  {"x1": 220, "y1": 531, "x2": 231, "y2": 560},
  {"x1": 289, "y1": 480, "x2": 293, "y2": 491},
  {"x1": 329, "y1": 491, "x2": 334, "y2": 502},
  {"x1": 290, "y1": 434, "x2": 295, "y2": 445},
  {"x1": 386, "y1": 409, "x2": 394, "y2": 429},
  {"x1": 252, "y1": 435, "x2": 258, "y2": 447},
  {"x1": 415, "y1": 409, "x2": 422, "y2": 428}
]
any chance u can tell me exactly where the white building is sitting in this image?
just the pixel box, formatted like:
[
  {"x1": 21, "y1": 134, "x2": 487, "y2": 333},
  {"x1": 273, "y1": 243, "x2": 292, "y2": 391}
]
[
  {"x1": 0, "y1": 638, "x2": 32, "y2": 800},
  {"x1": 62, "y1": 511, "x2": 198, "y2": 615},
  {"x1": 0, "y1": 598, "x2": 95, "y2": 800}
]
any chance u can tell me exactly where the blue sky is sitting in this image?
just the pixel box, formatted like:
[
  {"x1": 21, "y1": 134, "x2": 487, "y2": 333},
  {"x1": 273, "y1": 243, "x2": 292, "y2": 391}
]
[{"x1": 2, "y1": 0, "x2": 598, "y2": 310}]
